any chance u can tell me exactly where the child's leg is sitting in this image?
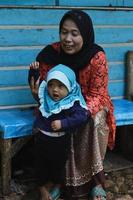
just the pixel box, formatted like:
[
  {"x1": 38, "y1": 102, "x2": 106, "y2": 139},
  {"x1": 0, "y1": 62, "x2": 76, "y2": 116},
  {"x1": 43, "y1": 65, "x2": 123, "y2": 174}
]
[
  {"x1": 39, "y1": 186, "x2": 51, "y2": 200},
  {"x1": 39, "y1": 182, "x2": 61, "y2": 200}
]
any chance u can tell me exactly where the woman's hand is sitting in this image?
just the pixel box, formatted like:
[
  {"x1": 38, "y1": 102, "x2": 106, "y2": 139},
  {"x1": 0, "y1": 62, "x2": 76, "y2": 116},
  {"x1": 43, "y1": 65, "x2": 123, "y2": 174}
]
[
  {"x1": 29, "y1": 61, "x2": 39, "y2": 69},
  {"x1": 30, "y1": 76, "x2": 40, "y2": 101},
  {"x1": 29, "y1": 61, "x2": 40, "y2": 101}
]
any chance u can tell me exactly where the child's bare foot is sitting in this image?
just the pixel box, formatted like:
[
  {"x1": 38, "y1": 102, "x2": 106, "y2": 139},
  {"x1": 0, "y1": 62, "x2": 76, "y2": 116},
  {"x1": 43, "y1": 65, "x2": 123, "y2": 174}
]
[{"x1": 39, "y1": 186, "x2": 52, "y2": 200}]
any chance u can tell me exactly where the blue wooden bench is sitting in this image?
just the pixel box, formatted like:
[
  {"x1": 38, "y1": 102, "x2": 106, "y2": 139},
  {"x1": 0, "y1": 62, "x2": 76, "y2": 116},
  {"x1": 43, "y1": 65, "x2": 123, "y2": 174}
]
[{"x1": 0, "y1": 3, "x2": 133, "y2": 196}]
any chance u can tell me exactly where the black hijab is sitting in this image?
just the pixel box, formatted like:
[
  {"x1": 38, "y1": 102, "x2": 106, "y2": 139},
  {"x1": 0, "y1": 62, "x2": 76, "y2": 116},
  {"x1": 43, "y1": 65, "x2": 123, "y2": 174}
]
[{"x1": 36, "y1": 9, "x2": 104, "y2": 72}]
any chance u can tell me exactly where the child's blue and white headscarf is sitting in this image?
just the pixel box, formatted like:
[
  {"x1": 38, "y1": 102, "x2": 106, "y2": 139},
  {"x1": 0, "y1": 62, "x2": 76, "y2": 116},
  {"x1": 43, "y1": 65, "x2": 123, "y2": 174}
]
[{"x1": 39, "y1": 64, "x2": 88, "y2": 118}]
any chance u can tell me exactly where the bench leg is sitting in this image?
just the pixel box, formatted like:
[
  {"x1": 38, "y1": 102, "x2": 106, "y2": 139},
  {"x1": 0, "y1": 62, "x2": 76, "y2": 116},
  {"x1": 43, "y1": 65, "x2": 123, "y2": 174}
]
[
  {"x1": 119, "y1": 126, "x2": 133, "y2": 161},
  {"x1": 1, "y1": 138, "x2": 12, "y2": 195}
]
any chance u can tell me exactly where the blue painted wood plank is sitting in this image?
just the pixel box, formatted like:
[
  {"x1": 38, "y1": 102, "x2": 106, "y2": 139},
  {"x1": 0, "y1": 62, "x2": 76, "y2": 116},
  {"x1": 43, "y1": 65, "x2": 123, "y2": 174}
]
[
  {"x1": 0, "y1": 62, "x2": 124, "y2": 87},
  {"x1": 88, "y1": 10, "x2": 133, "y2": 26},
  {"x1": 0, "y1": 0, "x2": 132, "y2": 7},
  {"x1": 108, "y1": 63, "x2": 125, "y2": 81},
  {"x1": 0, "y1": 0, "x2": 56, "y2": 6},
  {"x1": 0, "y1": 109, "x2": 34, "y2": 139},
  {"x1": 0, "y1": 9, "x2": 65, "y2": 25},
  {"x1": 113, "y1": 99, "x2": 133, "y2": 126},
  {"x1": 95, "y1": 27, "x2": 133, "y2": 44},
  {"x1": 0, "y1": 9, "x2": 133, "y2": 25},
  {"x1": 0, "y1": 81, "x2": 124, "y2": 106},
  {"x1": 124, "y1": 0, "x2": 133, "y2": 6},
  {"x1": 0, "y1": 89, "x2": 36, "y2": 106},
  {"x1": 0, "y1": 28, "x2": 59, "y2": 46},
  {"x1": 0, "y1": 45, "x2": 133, "y2": 66},
  {"x1": 104, "y1": 45, "x2": 133, "y2": 62},
  {"x1": 0, "y1": 68, "x2": 126, "y2": 106},
  {"x1": 0, "y1": 27, "x2": 133, "y2": 46},
  {"x1": 0, "y1": 69, "x2": 28, "y2": 87},
  {"x1": 59, "y1": 0, "x2": 126, "y2": 7},
  {"x1": 108, "y1": 81, "x2": 125, "y2": 97},
  {"x1": 0, "y1": 48, "x2": 40, "y2": 66}
]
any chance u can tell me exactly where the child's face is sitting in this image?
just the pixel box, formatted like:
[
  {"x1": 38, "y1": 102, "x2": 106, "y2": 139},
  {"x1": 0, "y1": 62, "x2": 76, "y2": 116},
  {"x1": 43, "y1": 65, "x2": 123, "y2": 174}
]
[{"x1": 47, "y1": 79, "x2": 69, "y2": 101}]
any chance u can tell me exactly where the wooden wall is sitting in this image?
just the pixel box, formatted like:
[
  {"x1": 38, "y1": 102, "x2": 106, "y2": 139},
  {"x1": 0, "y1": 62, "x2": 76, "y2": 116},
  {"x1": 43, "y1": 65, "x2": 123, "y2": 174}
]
[
  {"x1": 0, "y1": 2, "x2": 133, "y2": 109},
  {"x1": 0, "y1": 0, "x2": 132, "y2": 6}
]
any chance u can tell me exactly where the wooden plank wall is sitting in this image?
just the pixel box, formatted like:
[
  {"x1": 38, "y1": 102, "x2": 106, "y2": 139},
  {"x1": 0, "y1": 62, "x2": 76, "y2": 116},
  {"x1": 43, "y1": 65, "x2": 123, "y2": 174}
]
[
  {"x1": 59, "y1": 0, "x2": 133, "y2": 7},
  {"x1": 0, "y1": 2, "x2": 133, "y2": 109},
  {"x1": 0, "y1": 1, "x2": 56, "y2": 6},
  {"x1": 0, "y1": 0, "x2": 132, "y2": 6}
]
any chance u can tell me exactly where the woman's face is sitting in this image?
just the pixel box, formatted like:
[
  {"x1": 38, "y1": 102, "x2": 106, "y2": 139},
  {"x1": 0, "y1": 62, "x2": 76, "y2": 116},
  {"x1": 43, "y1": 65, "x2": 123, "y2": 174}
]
[{"x1": 60, "y1": 18, "x2": 83, "y2": 55}]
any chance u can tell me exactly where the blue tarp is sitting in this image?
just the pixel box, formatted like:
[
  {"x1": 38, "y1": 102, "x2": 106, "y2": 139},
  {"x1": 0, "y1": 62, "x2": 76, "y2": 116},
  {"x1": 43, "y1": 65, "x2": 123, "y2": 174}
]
[
  {"x1": 0, "y1": 109, "x2": 35, "y2": 139},
  {"x1": 113, "y1": 99, "x2": 133, "y2": 126}
]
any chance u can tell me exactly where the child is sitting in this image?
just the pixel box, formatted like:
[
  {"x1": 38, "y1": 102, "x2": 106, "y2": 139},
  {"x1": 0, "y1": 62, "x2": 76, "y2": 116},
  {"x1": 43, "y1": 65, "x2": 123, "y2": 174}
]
[{"x1": 33, "y1": 64, "x2": 89, "y2": 200}]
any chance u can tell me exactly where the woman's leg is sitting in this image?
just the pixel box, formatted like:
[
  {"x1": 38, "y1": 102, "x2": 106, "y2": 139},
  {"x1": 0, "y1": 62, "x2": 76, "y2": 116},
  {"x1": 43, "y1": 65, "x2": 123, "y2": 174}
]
[
  {"x1": 90, "y1": 108, "x2": 110, "y2": 200},
  {"x1": 64, "y1": 109, "x2": 109, "y2": 199},
  {"x1": 64, "y1": 119, "x2": 94, "y2": 198},
  {"x1": 90, "y1": 110, "x2": 109, "y2": 200}
]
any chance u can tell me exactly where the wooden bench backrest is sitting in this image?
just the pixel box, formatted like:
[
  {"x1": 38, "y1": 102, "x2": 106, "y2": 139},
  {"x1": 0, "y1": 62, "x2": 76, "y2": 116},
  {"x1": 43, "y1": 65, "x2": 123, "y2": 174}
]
[{"x1": 0, "y1": 4, "x2": 133, "y2": 109}]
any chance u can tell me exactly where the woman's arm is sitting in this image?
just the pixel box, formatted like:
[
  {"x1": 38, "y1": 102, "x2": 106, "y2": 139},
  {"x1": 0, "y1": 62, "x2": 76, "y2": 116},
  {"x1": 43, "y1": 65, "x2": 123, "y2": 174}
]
[
  {"x1": 50, "y1": 103, "x2": 90, "y2": 131},
  {"x1": 82, "y1": 51, "x2": 109, "y2": 115},
  {"x1": 60, "y1": 102, "x2": 90, "y2": 130}
]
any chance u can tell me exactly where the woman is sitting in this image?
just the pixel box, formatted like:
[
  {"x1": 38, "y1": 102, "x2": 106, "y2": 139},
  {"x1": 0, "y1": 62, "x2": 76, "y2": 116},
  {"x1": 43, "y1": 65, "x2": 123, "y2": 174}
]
[{"x1": 29, "y1": 9, "x2": 116, "y2": 200}]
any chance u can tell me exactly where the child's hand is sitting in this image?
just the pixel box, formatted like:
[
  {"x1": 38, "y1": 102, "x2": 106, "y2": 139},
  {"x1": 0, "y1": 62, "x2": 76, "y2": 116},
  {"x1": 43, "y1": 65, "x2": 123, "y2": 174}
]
[{"x1": 51, "y1": 120, "x2": 61, "y2": 131}]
